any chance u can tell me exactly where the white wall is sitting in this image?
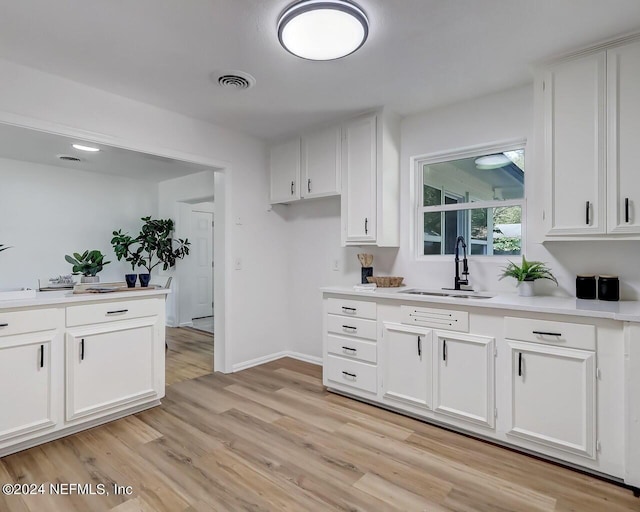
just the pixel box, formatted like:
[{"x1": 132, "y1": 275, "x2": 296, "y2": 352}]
[
  {"x1": 0, "y1": 157, "x2": 157, "y2": 288},
  {"x1": 0, "y1": 58, "x2": 291, "y2": 370}
]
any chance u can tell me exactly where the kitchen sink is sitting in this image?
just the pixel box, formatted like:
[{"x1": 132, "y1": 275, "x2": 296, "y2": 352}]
[{"x1": 402, "y1": 289, "x2": 493, "y2": 300}]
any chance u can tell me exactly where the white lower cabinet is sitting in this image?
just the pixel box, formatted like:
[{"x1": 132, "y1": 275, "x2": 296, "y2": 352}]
[
  {"x1": 506, "y1": 340, "x2": 596, "y2": 458},
  {"x1": 0, "y1": 332, "x2": 58, "y2": 442},
  {"x1": 382, "y1": 322, "x2": 432, "y2": 409},
  {"x1": 66, "y1": 317, "x2": 161, "y2": 422},
  {"x1": 433, "y1": 331, "x2": 495, "y2": 428}
]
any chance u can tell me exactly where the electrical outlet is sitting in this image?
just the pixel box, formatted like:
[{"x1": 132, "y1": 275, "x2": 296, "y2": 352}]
[
  {"x1": 234, "y1": 257, "x2": 242, "y2": 270},
  {"x1": 332, "y1": 259, "x2": 340, "y2": 271}
]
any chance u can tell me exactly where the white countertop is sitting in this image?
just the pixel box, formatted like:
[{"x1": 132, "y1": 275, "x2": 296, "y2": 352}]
[
  {"x1": 321, "y1": 286, "x2": 640, "y2": 323},
  {"x1": 0, "y1": 288, "x2": 170, "y2": 310}
]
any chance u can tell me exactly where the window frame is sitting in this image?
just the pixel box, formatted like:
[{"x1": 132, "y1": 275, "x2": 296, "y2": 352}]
[{"x1": 414, "y1": 139, "x2": 527, "y2": 261}]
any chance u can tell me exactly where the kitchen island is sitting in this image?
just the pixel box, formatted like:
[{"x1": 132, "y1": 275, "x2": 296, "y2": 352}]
[
  {"x1": 0, "y1": 288, "x2": 168, "y2": 456},
  {"x1": 322, "y1": 286, "x2": 640, "y2": 495}
]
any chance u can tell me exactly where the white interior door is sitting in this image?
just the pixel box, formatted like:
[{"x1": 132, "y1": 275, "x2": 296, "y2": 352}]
[{"x1": 191, "y1": 210, "x2": 213, "y2": 319}]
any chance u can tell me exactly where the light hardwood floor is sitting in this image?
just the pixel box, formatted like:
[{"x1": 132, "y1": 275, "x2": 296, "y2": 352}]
[{"x1": 1, "y1": 328, "x2": 638, "y2": 511}]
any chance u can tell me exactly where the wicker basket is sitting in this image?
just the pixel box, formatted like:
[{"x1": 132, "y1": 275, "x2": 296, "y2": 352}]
[{"x1": 366, "y1": 276, "x2": 404, "y2": 288}]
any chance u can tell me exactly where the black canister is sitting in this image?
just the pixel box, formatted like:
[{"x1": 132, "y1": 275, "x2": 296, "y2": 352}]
[
  {"x1": 361, "y1": 267, "x2": 373, "y2": 284},
  {"x1": 576, "y1": 275, "x2": 596, "y2": 299},
  {"x1": 598, "y1": 275, "x2": 620, "y2": 301}
]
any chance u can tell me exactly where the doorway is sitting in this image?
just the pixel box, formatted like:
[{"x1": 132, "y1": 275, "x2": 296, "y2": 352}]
[{"x1": 191, "y1": 206, "x2": 214, "y2": 334}]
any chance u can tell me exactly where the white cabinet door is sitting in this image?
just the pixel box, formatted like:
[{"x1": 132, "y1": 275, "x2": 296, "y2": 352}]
[
  {"x1": 382, "y1": 322, "x2": 431, "y2": 409},
  {"x1": 433, "y1": 332, "x2": 495, "y2": 429},
  {"x1": 507, "y1": 340, "x2": 596, "y2": 458},
  {"x1": 270, "y1": 138, "x2": 301, "y2": 204},
  {"x1": 66, "y1": 317, "x2": 160, "y2": 422},
  {"x1": 341, "y1": 114, "x2": 377, "y2": 244},
  {"x1": 544, "y1": 52, "x2": 606, "y2": 235},
  {"x1": 607, "y1": 40, "x2": 640, "y2": 234},
  {"x1": 0, "y1": 333, "x2": 57, "y2": 442},
  {"x1": 301, "y1": 126, "x2": 341, "y2": 199}
]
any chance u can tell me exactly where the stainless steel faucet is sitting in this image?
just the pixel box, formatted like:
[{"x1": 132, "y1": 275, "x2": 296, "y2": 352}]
[{"x1": 454, "y1": 236, "x2": 470, "y2": 290}]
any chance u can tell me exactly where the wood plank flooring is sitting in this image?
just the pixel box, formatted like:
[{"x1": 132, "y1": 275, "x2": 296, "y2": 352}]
[
  {"x1": 1, "y1": 328, "x2": 638, "y2": 511},
  {"x1": 165, "y1": 327, "x2": 213, "y2": 386}
]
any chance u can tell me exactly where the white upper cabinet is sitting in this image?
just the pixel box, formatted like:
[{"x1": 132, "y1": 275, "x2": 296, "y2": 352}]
[
  {"x1": 341, "y1": 111, "x2": 400, "y2": 246},
  {"x1": 270, "y1": 138, "x2": 301, "y2": 204},
  {"x1": 270, "y1": 127, "x2": 341, "y2": 204},
  {"x1": 301, "y1": 126, "x2": 341, "y2": 199},
  {"x1": 543, "y1": 52, "x2": 606, "y2": 236},
  {"x1": 607, "y1": 40, "x2": 640, "y2": 234},
  {"x1": 342, "y1": 114, "x2": 377, "y2": 243},
  {"x1": 542, "y1": 36, "x2": 640, "y2": 238}
]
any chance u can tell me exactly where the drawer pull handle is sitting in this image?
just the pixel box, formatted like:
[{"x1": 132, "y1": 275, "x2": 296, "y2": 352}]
[
  {"x1": 364, "y1": 217, "x2": 368, "y2": 234},
  {"x1": 341, "y1": 307, "x2": 357, "y2": 313},
  {"x1": 106, "y1": 309, "x2": 129, "y2": 315},
  {"x1": 518, "y1": 352, "x2": 523, "y2": 377},
  {"x1": 40, "y1": 344, "x2": 44, "y2": 369},
  {"x1": 417, "y1": 335, "x2": 422, "y2": 357},
  {"x1": 342, "y1": 346, "x2": 357, "y2": 354},
  {"x1": 0, "y1": 323, "x2": 8, "y2": 327},
  {"x1": 342, "y1": 371, "x2": 357, "y2": 380},
  {"x1": 80, "y1": 339, "x2": 85, "y2": 361},
  {"x1": 291, "y1": 181, "x2": 295, "y2": 195},
  {"x1": 308, "y1": 178, "x2": 311, "y2": 194},
  {"x1": 532, "y1": 331, "x2": 562, "y2": 337},
  {"x1": 443, "y1": 339, "x2": 447, "y2": 362},
  {"x1": 342, "y1": 325, "x2": 357, "y2": 332}
]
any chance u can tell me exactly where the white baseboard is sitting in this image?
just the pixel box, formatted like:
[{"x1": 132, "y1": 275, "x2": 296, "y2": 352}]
[
  {"x1": 232, "y1": 350, "x2": 322, "y2": 372},
  {"x1": 179, "y1": 321, "x2": 194, "y2": 328}
]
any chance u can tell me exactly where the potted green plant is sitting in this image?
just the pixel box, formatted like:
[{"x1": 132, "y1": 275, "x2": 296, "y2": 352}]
[
  {"x1": 499, "y1": 255, "x2": 558, "y2": 297},
  {"x1": 65, "y1": 250, "x2": 111, "y2": 283},
  {"x1": 110, "y1": 231, "x2": 140, "y2": 287},
  {"x1": 111, "y1": 216, "x2": 190, "y2": 287}
]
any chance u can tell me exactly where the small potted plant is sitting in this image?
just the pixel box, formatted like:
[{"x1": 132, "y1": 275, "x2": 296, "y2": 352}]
[
  {"x1": 499, "y1": 255, "x2": 558, "y2": 297},
  {"x1": 111, "y1": 216, "x2": 190, "y2": 287},
  {"x1": 65, "y1": 250, "x2": 111, "y2": 283}
]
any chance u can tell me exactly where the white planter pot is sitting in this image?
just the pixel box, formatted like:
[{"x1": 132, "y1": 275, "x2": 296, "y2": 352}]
[
  {"x1": 518, "y1": 280, "x2": 535, "y2": 297},
  {"x1": 80, "y1": 276, "x2": 99, "y2": 284}
]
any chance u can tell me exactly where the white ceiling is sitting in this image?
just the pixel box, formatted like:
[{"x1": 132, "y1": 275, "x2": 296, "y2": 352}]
[
  {"x1": 0, "y1": 123, "x2": 214, "y2": 182},
  {"x1": 0, "y1": 1, "x2": 639, "y2": 141}
]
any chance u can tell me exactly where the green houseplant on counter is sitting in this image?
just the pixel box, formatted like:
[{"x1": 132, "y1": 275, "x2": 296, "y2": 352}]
[
  {"x1": 499, "y1": 255, "x2": 558, "y2": 297},
  {"x1": 65, "y1": 250, "x2": 110, "y2": 283},
  {"x1": 111, "y1": 216, "x2": 190, "y2": 288}
]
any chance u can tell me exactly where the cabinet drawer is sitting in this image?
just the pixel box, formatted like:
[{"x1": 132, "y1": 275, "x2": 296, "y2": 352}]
[
  {"x1": 0, "y1": 308, "x2": 59, "y2": 337},
  {"x1": 401, "y1": 305, "x2": 469, "y2": 332},
  {"x1": 66, "y1": 298, "x2": 161, "y2": 327},
  {"x1": 327, "y1": 298, "x2": 376, "y2": 319},
  {"x1": 504, "y1": 317, "x2": 595, "y2": 351},
  {"x1": 327, "y1": 314, "x2": 377, "y2": 340},
  {"x1": 327, "y1": 334, "x2": 377, "y2": 364},
  {"x1": 325, "y1": 355, "x2": 377, "y2": 394}
]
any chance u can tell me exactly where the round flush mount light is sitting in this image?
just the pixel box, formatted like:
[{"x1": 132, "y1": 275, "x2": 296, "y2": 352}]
[
  {"x1": 475, "y1": 154, "x2": 511, "y2": 170},
  {"x1": 72, "y1": 144, "x2": 100, "y2": 152},
  {"x1": 277, "y1": 0, "x2": 369, "y2": 61}
]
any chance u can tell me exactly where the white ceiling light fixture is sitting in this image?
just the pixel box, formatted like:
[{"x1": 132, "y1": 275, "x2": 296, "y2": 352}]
[
  {"x1": 72, "y1": 144, "x2": 100, "y2": 152},
  {"x1": 475, "y1": 154, "x2": 511, "y2": 170},
  {"x1": 277, "y1": 0, "x2": 369, "y2": 61}
]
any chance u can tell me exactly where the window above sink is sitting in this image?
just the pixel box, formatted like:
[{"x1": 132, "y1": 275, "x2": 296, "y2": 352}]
[{"x1": 415, "y1": 140, "x2": 526, "y2": 259}]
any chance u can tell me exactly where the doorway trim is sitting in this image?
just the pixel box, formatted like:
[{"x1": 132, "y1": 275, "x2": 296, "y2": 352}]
[{"x1": 0, "y1": 110, "x2": 233, "y2": 373}]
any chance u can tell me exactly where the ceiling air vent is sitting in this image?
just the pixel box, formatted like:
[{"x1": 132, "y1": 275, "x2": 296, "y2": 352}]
[
  {"x1": 57, "y1": 155, "x2": 82, "y2": 162},
  {"x1": 212, "y1": 70, "x2": 256, "y2": 90}
]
